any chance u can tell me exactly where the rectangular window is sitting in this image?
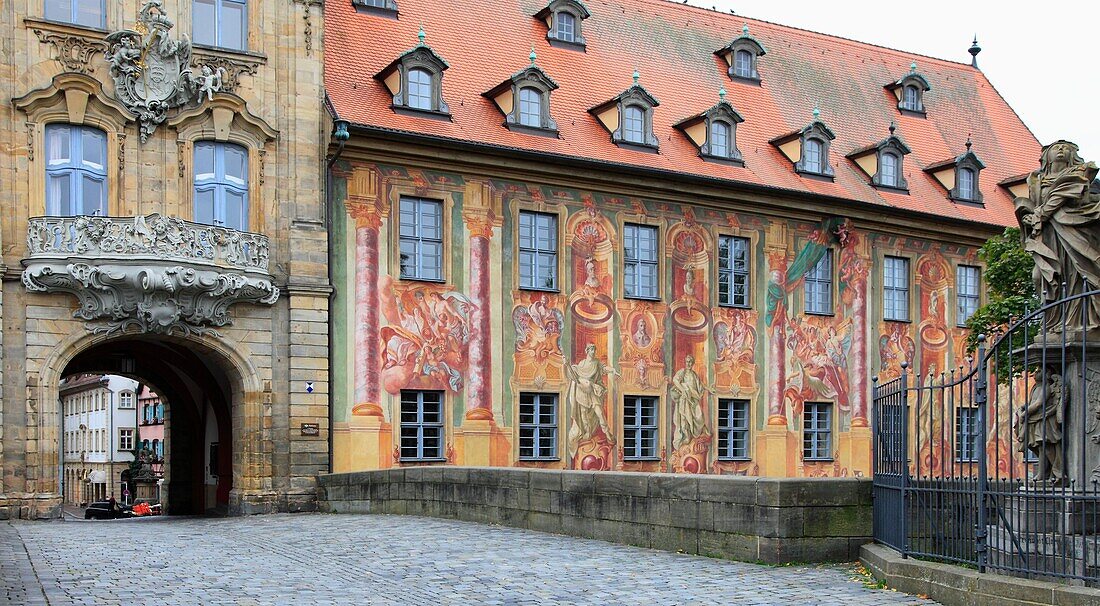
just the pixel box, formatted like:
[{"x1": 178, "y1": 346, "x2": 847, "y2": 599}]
[
  {"x1": 623, "y1": 395, "x2": 658, "y2": 460},
  {"x1": 118, "y1": 428, "x2": 134, "y2": 452},
  {"x1": 804, "y1": 250, "x2": 833, "y2": 315},
  {"x1": 399, "y1": 390, "x2": 444, "y2": 461},
  {"x1": 803, "y1": 402, "x2": 832, "y2": 461},
  {"x1": 193, "y1": 0, "x2": 247, "y2": 50},
  {"x1": 518, "y1": 211, "x2": 558, "y2": 291},
  {"x1": 45, "y1": 0, "x2": 105, "y2": 28},
  {"x1": 957, "y1": 265, "x2": 981, "y2": 326},
  {"x1": 717, "y1": 398, "x2": 750, "y2": 460},
  {"x1": 883, "y1": 256, "x2": 910, "y2": 322},
  {"x1": 518, "y1": 392, "x2": 558, "y2": 460},
  {"x1": 955, "y1": 407, "x2": 981, "y2": 462},
  {"x1": 45, "y1": 124, "x2": 108, "y2": 217},
  {"x1": 623, "y1": 223, "x2": 659, "y2": 300},
  {"x1": 718, "y1": 235, "x2": 750, "y2": 307},
  {"x1": 119, "y1": 391, "x2": 134, "y2": 409},
  {"x1": 194, "y1": 142, "x2": 249, "y2": 231},
  {"x1": 398, "y1": 197, "x2": 445, "y2": 282}
]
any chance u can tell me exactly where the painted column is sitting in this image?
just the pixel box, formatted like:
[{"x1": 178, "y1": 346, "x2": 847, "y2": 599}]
[
  {"x1": 850, "y1": 274, "x2": 869, "y2": 426},
  {"x1": 760, "y1": 223, "x2": 791, "y2": 477},
  {"x1": 766, "y1": 248, "x2": 789, "y2": 426},
  {"x1": 462, "y1": 207, "x2": 495, "y2": 422},
  {"x1": 347, "y1": 201, "x2": 384, "y2": 417}
]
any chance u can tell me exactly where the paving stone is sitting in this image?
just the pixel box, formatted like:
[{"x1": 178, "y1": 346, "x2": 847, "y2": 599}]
[{"x1": 0, "y1": 515, "x2": 938, "y2": 605}]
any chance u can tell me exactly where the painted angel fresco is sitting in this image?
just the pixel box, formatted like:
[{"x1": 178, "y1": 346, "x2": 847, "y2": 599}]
[
  {"x1": 379, "y1": 276, "x2": 474, "y2": 394},
  {"x1": 512, "y1": 297, "x2": 565, "y2": 384},
  {"x1": 879, "y1": 322, "x2": 916, "y2": 381},
  {"x1": 713, "y1": 309, "x2": 757, "y2": 392},
  {"x1": 785, "y1": 319, "x2": 853, "y2": 418}
]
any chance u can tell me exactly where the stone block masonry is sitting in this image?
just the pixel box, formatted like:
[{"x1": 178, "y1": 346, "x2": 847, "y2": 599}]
[{"x1": 317, "y1": 467, "x2": 872, "y2": 564}]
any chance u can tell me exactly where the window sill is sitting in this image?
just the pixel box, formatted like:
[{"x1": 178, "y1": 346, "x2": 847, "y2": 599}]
[
  {"x1": 505, "y1": 123, "x2": 560, "y2": 138},
  {"x1": 717, "y1": 457, "x2": 752, "y2": 462},
  {"x1": 612, "y1": 140, "x2": 659, "y2": 154},
  {"x1": 717, "y1": 302, "x2": 752, "y2": 310},
  {"x1": 24, "y1": 17, "x2": 107, "y2": 36},
  {"x1": 393, "y1": 106, "x2": 453, "y2": 121},
  {"x1": 352, "y1": 2, "x2": 398, "y2": 18},
  {"x1": 804, "y1": 310, "x2": 835, "y2": 318},
  {"x1": 191, "y1": 43, "x2": 267, "y2": 64},
  {"x1": 803, "y1": 457, "x2": 834, "y2": 463},
  {"x1": 701, "y1": 154, "x2": 745, "y2": 168},
  {"x1": 949, "y1": 196, "x2": 985, "y2": 208},
  {"x1": 795, "y1": 169, "x2": 835, "y2": 182},
  {"x1": 872, "y1": 183, "x2": 910, "y2": 195},
  {"x1": 728, "y1": 74, "x2": 762, "y2": 87},
  {"x1": 884, "y1": 317, "x2": 912, "y2": 324},
  {"x1": 547, "y1": 36, "x2": 586, "y2": 51},
  {"x1": 898, "y1": 107, "x2": 926, "y2": 118},
  {"x1": 624, "y1": 295, "x2": 662, "y2": 303},
  {"x1": 622, "y1": 457, "x2": 661, "y2": 463},
  {"x1": 518, "y1": 457, "x2": 561, "y2": 462},
  {"x1": 398, "y1": 457, "x2": 448, "y2": 463},
  {"x1": 518, "y1": 286, "x2": 561, "y2": 294},
  {"x1": 399, "y1": 275, "x2": 447, "y2": 284}
]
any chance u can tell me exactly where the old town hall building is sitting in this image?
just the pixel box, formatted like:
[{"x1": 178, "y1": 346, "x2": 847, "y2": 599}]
[
  {"x1": 0, "y1": 0, "x2": 1040, "y2": 518},
  {"x1": 324, "y1": 0, "x2": 1037, "y2": 479}
]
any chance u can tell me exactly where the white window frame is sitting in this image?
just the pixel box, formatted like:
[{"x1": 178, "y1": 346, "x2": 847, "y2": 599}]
[
  {"x1": 717, "y1": 398, "x2": 750, "y2": 460},
  {"x1": 803, "y1": 402, "x2": 832, "y2": 461},
  {"x1": 398, "y1": 196, "x2": 445, "y2": 282},
  {"x1": 622, "y1": 105, "x2": 645, "y2": 144},
  {"x1": 957, "y1": 265, "x2": 981, "y2": 326},
  {"x1": 45, "y1": 124, "x2": 108, "y2": 217},
  {"x1": 518, "y1": 87, "x2": 542, "y2": 128},
  {"x1": 118, "y1": 428, "x2": 134, "y2": 452},
  {"x1": 194, "y1": 141, "x2": 249, "y2": 231},
  {"x1": 555, "y1": 11, "x2": 575, "y2": 42},
  {"x1": 623, "y1": 395, "x2": 658, "y2": 460},
  {"x1": 518, "y1": 210, "x2": 558, "y2": 291},
  {"x1": 193, "y1": 0, "x2": 248, "y2": 51},
  {"x1": 804, "y1": 250, "x2": 833, "y2": 315},
  {"x1": 718, "y1": 235, "x2": 750, "y2": 308},
  {"x1": 883, "y1": 256, "x2": 910, "y2": 322},
  {"x1": 954, "y1": 406, "x2": 981, "y2": 462},
  {"x1": 399, "y1": 390, "x2": 445, "y2": 461},
  {"x1": 623, "y1": 223, "x2": 659, "y2": 300},
  {"x1": 733, "y1": 49, "x2": 754, "y2": 79},
  {"x1": 44, "y1": 0, "x2": 105, "y2": 28},
  {"x1": 407, "y1": 68, "x2": 433, "y2": 111},
  {"x1": 518, "y1": 392, "x2": 558, "y2": 460}
]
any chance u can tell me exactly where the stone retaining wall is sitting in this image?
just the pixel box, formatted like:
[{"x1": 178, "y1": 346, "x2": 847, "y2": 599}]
[{"x1": 317, "y1": 467, "x2": 872, "y2": 563}]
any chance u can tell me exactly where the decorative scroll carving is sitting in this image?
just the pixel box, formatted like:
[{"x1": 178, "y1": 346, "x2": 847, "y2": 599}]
[
  {"x1": 190, "y1": 51, "x2": 261, "y2": 92},
  {"x1": 106, "y1": 0, "x2": 224, "y2": 141},
  {"x1": 22, "y1": 214, "x2": 278, "y2": 336},
  {"x1": 32, "y1": 27, "x2": 110, "y2": 73}
]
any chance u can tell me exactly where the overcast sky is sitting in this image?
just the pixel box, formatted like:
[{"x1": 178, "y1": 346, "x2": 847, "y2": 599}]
[{"x1": 688, "y1": 0, "x2": 1100, "y2": 163}]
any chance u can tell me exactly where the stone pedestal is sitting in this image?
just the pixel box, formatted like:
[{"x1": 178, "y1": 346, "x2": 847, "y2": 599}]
[
  {"x1": 461, "y1": 419, "x2": 495, "y2": 467},
  {"x1": 758, "y1": 425, "x2": 789, "y2": 477}
]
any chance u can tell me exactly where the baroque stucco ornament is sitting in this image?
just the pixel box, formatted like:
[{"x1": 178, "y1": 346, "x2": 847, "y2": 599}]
[
  {"x1": 22, "y1": 214, "x2": 279, "y2": 336},
  {"x1": 106, "y1": 0, "x2": 225, "y2": 141}
]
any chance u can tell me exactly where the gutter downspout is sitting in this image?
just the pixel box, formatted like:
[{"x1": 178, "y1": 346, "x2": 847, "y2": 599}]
[{"x1": 325, "y1": 119, "x2": 350, "y2": 476}]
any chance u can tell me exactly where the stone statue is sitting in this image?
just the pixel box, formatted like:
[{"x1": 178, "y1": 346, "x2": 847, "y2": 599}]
[
  {"x1": 1014, "y1": 140, "x2": 1100, "y2": 336},
  {"x1": 195, "y1": 65, "x2": 227, "y2": 102},
  {"x1": 565, "y1": 344, "x2": 618, "y2": 452},
  {"x1": 670, "y1": 355, "x2": 709, "y2": 449},
  {"x1": 1015, "y1": 366, "x2": 1065, "y2": 485}
]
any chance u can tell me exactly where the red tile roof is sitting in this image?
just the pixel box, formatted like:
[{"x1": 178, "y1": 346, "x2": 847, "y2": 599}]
[{"x1": 325, "y1": 0, "x2": 1041, "y2": 228}]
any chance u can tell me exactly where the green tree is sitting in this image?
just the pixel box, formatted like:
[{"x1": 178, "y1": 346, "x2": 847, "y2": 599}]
[{"x1": 963, "y1": 227, "x2": 1037, "y2": 356}]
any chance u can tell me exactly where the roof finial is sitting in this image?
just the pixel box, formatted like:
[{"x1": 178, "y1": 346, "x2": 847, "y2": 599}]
[
  {"x1": 530, "y1": 46, "x2": 537, "y2": 65},
  {"x1": 968, "y1": 35, "x2": 982, "y2": 68},
  {"x1": 417, "y1": 25, "x2": 426, "y2": 45},
  {"x1": 718, "y1": 86, "x2": 727, "y2": 101},
  {"x1": 812, "y1": 105, "x2": 820, "y2": 121},
  {"x1": 742, "y1": 23, "x2": 749, "y2": 35},
  {"x1": 909, "y1": 62, "x2": 917, "y2": 73},
  {"x1": 632, "y1": 68, "x2": 640, "y2": 85},
  {"x1": 965, "y1": 134, "x2": 973, "y2": 151},
  {"x1": 889, "y1": 120, "x2": 896, "y2": 135}
]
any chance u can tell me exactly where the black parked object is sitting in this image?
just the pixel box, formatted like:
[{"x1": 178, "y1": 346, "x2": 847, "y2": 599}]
[{"x1": 83, "y1": 501, "x2": 132, "y2": 520}]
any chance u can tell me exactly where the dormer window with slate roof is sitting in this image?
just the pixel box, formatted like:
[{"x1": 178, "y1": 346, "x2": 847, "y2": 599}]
[
  {"x1": 715, "y1": 24, "x2": 766, "y2": 84},
  {"x1": 675, "y1": 87, "x2": 744, "y2": 166},
  {"x1": 927, "y1": 138, "x2": 986, "y2": 204},
  {"x1": 374, "y1": 28, "x2": 450, "y2": 118},
  {"x1": 848, "y1": 123, "x2": 911, "y2": 192},
  {"x1": 590, "y1": 70, "x2": 660, "y2": 151},
  {"x1": 535, "y1": 0, "x2": 590, "y2": 50},
  {"x1": 886, "y1": 63, "x2": 931, "y2": 116},
  {"x1": 770, "y1": 108, "x2": 836, "y2": 179},
  {"x1": 352, "y1": 0, "x2": 397, "y2": 18},
  {"x1": 484, "y1": 50, "x2": 559, "y2": 136}
]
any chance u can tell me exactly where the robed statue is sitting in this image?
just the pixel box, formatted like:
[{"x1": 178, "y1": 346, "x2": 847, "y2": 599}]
[
  {"x1": 1014, "y1": 140, "x2": 1100, "y2": 336},
  {"x1": 1014, "y1": 366, "x2": 1065, "y2": 485},
  {"x1": 565, "y1": 344, "x2": 618, "y2": 456}
]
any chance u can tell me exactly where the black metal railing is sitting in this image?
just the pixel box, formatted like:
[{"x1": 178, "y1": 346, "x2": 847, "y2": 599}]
[{"x1": 873, "y1": 289, "x2": 1100, "y2": 585}]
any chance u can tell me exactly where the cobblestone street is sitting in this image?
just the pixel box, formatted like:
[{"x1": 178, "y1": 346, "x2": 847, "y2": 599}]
[{"x1": 2, "y1": 513, "x2": 936, "y2": 605}]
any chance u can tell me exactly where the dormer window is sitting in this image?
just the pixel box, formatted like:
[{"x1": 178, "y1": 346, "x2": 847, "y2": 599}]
[
  {"x1": 535, "y1": 0, "x2": 590, "y2": 50},
  {"x1": 374, "y1": 28, "x2": 450, "y2": 118},
  {"x1": 590, "y1": 71, "x2": 660, "y2": 151},
  {"x1": 715, "y1": 24, "x2": 766, "y2": 84},
  {"x1": 484, "y1": 51, "x2": 559, "y2": 136},
  {"x1": 352, "y1": 0, "x2": 397, "y2": 18},
  {"x1": 925, "y1": 138, "x2": 985, "y2": 204},
  {"x1": 886, "y1": 63, "x2": 931, "y2": 116},
  {"x1": 848, "y1": 123, "x2": 910, "y2": 191},
  {"x1": 770, "y1": 109, "x2": 836, "y2": 179},
  {"x1": 674, "y1": 87, "x2": 745, "y2": 166}
]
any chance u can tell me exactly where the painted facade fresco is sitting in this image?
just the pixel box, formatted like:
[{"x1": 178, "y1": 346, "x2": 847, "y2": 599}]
[{"x1": 331, "y1": 162, "x2": 988, "y2": 478}]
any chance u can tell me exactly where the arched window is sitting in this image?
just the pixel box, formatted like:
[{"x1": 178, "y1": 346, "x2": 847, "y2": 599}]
[
  {"x1": 903, "y1": 85, "x2": 919, "y2": 111},
  {"x1": 142, "y1": 439, "x2": 150, "y2": 451},
  {"x1": 519, "y1": 87, "x2": 542, "y2": 127},
  {"x1": 194, "y1": 142, "x2": 249, "y2": 231},
  {"x1": 880, "y1": 152, "x2": 899, "y2": 187},
  {"x1": 45, "y1": 124, "x2": 107, "y2": 217},
  {"x1": 734, "y1": 50, "x2": 754, "y2": 79},
  {"x1": 709, "y1": 121, "x2": 730, "y2": 158},
  {"x1": 623, "y1": 105, "x2": 645, "y2": 144},
  {"x1": 407, "y1": 68, "x2": 433, "y2": 111},
  {"x1": 556, "y1": 12, "x2": 575, "y2": 42},
  {"x1": 152, "y1": 439, "x2": 162, "y2": 457},
  {"x1": 156, "y1": 403, "x2": 164, "y2": 419},
  {"x1": 802, "y1": 138, "x2": 823, "y2": 174},
  {"x1": 193, "y1": 0, "x2": 248, "y2": 50},
  {"x1": 958, "y1": 167, "x2": 975, "y2": 200}
]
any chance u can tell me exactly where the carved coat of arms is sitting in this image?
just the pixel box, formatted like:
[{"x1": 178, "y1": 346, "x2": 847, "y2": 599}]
[{"x1": 106, "y1": 0, "x2": 225, "y2": 141}]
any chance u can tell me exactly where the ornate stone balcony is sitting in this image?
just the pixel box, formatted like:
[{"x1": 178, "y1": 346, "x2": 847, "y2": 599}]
[{"x1": 22, "y1": 214, "x2": 279, "y2": 336}]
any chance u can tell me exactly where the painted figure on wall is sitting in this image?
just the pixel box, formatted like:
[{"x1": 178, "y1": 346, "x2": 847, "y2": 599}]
[
  {"x1": 670, "y1": 355, "x2": 710, "y2": 449},
  {"x1": 879, "y1": 322, "x2": 916, "y2": 381},
  {"x1": 379, "y1": 275, "x2": 474, "y2": 394},
  {"x1": 632, "y1": 317, "x2": 652, "y2": 347},
  {"x1": 566, "y1": 344, "x2": 618, "y2": 469},
  {"x1": 714, "y1": 308, "x2": 757, "y2": 392},
  {"x1": 512, "y1": 295, "x2": 565, "y2": 385},
  {"x1": 785, "y1": 319, "x2": 852, "y2": 419}
]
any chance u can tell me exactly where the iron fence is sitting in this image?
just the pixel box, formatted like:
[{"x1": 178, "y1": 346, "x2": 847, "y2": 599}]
[{"x1": 872, "y1": 289, "x2": 1100, "y2": 585}]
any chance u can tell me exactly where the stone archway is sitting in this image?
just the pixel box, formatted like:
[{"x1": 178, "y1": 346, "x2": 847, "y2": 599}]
[{"x1": 37, "y1": 330, "x2": 272, "y2": 516}]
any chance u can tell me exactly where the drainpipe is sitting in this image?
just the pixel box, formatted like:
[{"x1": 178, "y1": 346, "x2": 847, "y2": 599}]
[{"x1": 326, "y1": 119, "x2": 350, "y2": 475}]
